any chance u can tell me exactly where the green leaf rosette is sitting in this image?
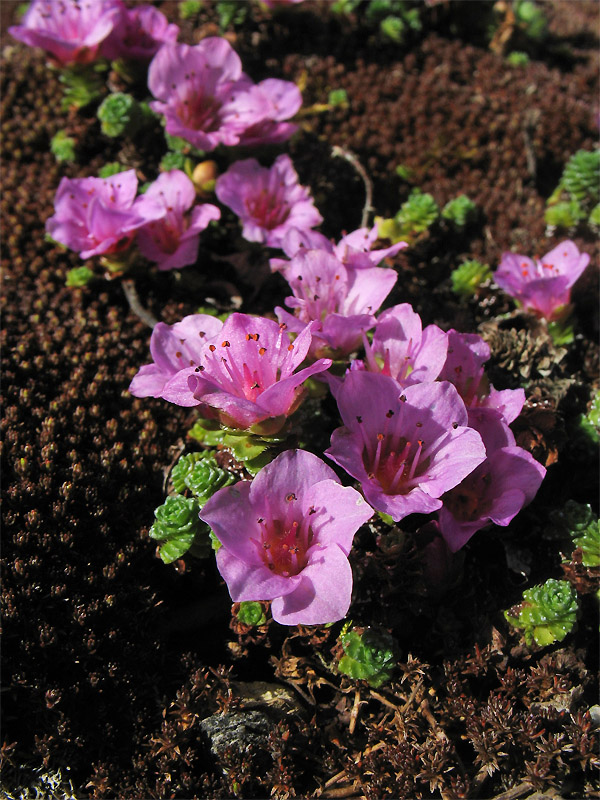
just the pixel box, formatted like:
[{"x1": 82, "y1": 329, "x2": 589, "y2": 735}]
[
  {"x1": 149, "y1": 494, "x2": 211, "y2": 563},
  {"x1": 504, "y1": 578, "x2": 578, "y2": 647},
  {"x1": 337, "y1": 625, "x2": 397, "y2": 688}
]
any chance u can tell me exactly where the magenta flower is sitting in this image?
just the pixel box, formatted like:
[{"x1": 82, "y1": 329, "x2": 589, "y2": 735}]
[
  {"x1": 134, "y1": 170, "x2": 220, "y2": 271},
  {"x1": 494, "y1": 240, "x2": 590, "y2": 321},
  {"x1": 325, "y1": 372, "x2": 486, "y2": 522},
  {"x1": 236, "y1": 78, "x2": 302, "y2": 147},
  {"x1": 9, "y1": 0, "x2": 120, "y2": 66},
  {"x1": 129, "y1": 314, "x2": 225, "y2": 404},
  {"x1": 270, "y1": 225, "x2": 406, "y2": 272},
  {"x1": 46, "y1": 170, "x2": 159, "y2": 259},
  {"x1": 137, "y1": 313, "x2": 332, "y2": 432},
  {"x1": 215, "y1": 155, "x2": 323, "y2": 249},
  {"x1": 362, "y1": 303, "x2": 448, "y2": 388},
  {"x1": 333, "y1": 226, "x2": 408, "y2": 269},
  {"x1": 275, "y1": 249, "x2": 397, "y2": 359},
  {"x1": 148, "y1": 39, "x2": 271, "y2": 152},
  {"x1": 101, "y1": 4, "x2": 179, "y2": 62},
  {"x1": 200, "y1": 449, "x2": 373, "y2": 625},
  {"x1": 437, "y1": 330, "x2": 525, "y2": 423},
  {"x1": 438, "y1": 407, "x2": 546, "y2": 552}
]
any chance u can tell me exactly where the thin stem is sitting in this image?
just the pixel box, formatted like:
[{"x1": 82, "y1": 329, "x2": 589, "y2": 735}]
[
  {"x1": 122, "y1": 278, "x2": 159, "y2": 329},
  {"x1": 332, "y1": 145, "x2": 374, "y2": 229}
]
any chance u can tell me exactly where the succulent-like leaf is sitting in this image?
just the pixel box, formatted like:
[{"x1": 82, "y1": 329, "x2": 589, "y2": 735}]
[
  {"x1": 236, "y1": 601, "x2": 267, "y2": 627},
  {"x1": 150, "y1": 495, "x2": 211, "y2": 563},
  {"x1": 338, "y1": 625, "x2": 397, "y2": 687},
  {"x1": 504, "y1": 578, "x2": 578, "y2": 647},
  {"x1": 451, "y1": 260, "x2": 491, "y2": 297},
  {"x1": 441, "y1": 195, "x2": 477, "y2": 227}
]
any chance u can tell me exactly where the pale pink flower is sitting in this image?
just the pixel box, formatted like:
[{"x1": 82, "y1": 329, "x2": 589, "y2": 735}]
[
  {"x1": 101, "y1": 4, "x2": 179, "y2": 62},
  {"x1": 200, "y1": 449, "x2": 373, "y2": 625},
  {"x1": 495, "y1": 240, "x2": 590, "y2": 321},
  {"x1": 215, "y1": 155, "x2": 323, "y2": 249},
  {"x1": 135, "y1": 170, "x2": 220, "y2": 270},
  {"x1": 9, "y1": 0, "x2": 120, "y2": 66}
]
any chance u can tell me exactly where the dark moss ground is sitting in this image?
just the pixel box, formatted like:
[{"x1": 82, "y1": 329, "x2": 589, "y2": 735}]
[{"x1": 1, "y1": 2, "x2": 599, "y2": 798}]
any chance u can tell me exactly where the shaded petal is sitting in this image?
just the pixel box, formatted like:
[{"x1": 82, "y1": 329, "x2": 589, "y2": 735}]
[
  {"x1": 271, "y1": 544, "x2": 352, "y2": 625},
  {"x1": 216, "y1": 548, "x2": 299, "y2": 602},
  {"x1": 200, "y1": 480, "x2": 262, "y2": 563}
]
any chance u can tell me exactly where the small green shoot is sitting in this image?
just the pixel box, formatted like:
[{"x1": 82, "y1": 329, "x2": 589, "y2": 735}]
[
  {"x1": 50, "y1": 130, "x2": 76, "y2": 163},
  {"x1": 236, "y1": 601, "x2": 267, "y2": 627},
  {"x1": 337, "y1": 623, "x2": 397, "y2": 687},
  {"x1": 451, "y1": 260, "x2": 492, "y2": 297},
  {"x1": 66, "y1": 266, "x2": 94, "y2": 288},
  {"x1": 504, "y1": 578, "x2": 578, "y2": 647}
]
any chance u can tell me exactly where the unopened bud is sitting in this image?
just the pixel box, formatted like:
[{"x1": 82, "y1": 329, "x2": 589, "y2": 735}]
[{"x1": 192, "y1": 160, "x2": 218, "y2": 195}]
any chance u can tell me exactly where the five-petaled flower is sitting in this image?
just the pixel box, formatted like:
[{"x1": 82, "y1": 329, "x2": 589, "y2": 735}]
[
  {"x1": 135, "y1": 170, "x2": 220, "y2": 270},
  {"x1": 361, "y1": 303, "x2": 449, "y2": 388},
  {"x1": 200, "y1": 449, "x2": 373, "y2": 625},
  {"x1": 9, "y1": 0, "x2": 121, "y2": 66},
  {"x1": 325, "y1": 372, "x2": 486, "y2": 521},
  {"x1": 275, "y1": 248, "x2": 397, "y2": 359},
  {"x1": 494, "y1": 240, "x2": 590, "y2": 321},
  {"x1": 215, "y1": 155, "x2": 323, "y2": 249},
  {"x1": 130, "y1": 313, "x2": 332, "y2": 433}
]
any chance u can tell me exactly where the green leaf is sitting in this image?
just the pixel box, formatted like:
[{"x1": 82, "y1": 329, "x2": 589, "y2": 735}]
[
  {"x1": 50, "y1": 130, "x2": 76, "y2": 163},
  {"x1": 441, "y1": 195, "x2": 477, "y2": 227},
  {"x1": 451, "y1": 260, "x2": 491, "y2": 297},
  {"x1": 506, "y1": 51, "x2": 530, "y2": 67},
  {"x1": 158, "y1": 531, "x2": 197, "y2": 564},
  {"x1": 338, "y1": 627, "x2": 396, "y2": 687},
  {"x1": 179, "y1": 0, "x2": 203, "y2": 19},
  {"x1": 328, "y1": 88, "x2": 349, "y2": 107},
  {"x1": 237, "y1": 601, "x2": 267, "y2": 627},
  {"x1": 98, "y1": 162, "x2": 128, "y2": 178},
  {"x1": 66, "y1": 266, "x2": 94, "y2": 288},
  {"x1": 97, "y1": 92, "x2": 144, "y2": 138},
  {"x1": 504, "y1": 578, "x2": 578, "y2": 647}
]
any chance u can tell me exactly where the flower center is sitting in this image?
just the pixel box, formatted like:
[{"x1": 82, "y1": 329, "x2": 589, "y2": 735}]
[
  {"x1": 364, "y1": 434, "x2": 426, "y2": 495},
  {"x1": 443, "y1": 470, "x2": 492, "y2": 522},
  {"x1": 177, "y1": 88, "x2": 222, "y2": 132},
  {"x1": 254, "y1": 500, "x2": 316, "y2": 576},
  {"x1": 245, "y1": 188, "x2": 290, "y2": 230}
]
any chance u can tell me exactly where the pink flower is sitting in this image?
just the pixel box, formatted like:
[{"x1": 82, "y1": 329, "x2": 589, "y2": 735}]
[
  {"x1": 270, "y1": 225, "x2": 406, "y2": 272},
  {"x1": 275, "y1": 249, "x2": 397, "y2": 359},
  {"x1": 148, "y1": 39, "x2": 271, "y2": 152},
  {"x1": 437, "y1": 330, "x2": 525, "y2": 423},
  {"x1": 236, "y1": 78, "x2": 302, "y2": 147},
  {"x1": 494, "y1": 240, "x2": 590, "y2": 321},
  {"x1": 101, "y1": 4, "x2": 179, "y2": 62},
  {"x1": 46, "y1": 170, "x2": 158, "y2": 259},
  {"x1": 438, "y1": 407, "x2": 546, "y2": 551},
  {"x1": 134, "y1": 313, "x2": 331, "y2": 432},
  {"x1": 333, "y1": 226, "x2": 408, "y2": 269},
  {"x1": 215, "y1": 155, "x2": 323, "y2": 248},
  {"x1": 200, "y1": 449, "x2": 373, "y2": 625},
  {"x1": 362, "y1": 303, "x2": 449, "y2": 388},
  {"x1": 135, "y1": 170, "x2": 220, "y2": 271},
  {"x1": 9, "y1": 0, "x2": 120, "y2": 66},
  {"x1": 325, "y1": 372, "x2": 486, "y2": 522},
  {"x1": 129, "y1": 314, "x2": 225, "y2": 403}
]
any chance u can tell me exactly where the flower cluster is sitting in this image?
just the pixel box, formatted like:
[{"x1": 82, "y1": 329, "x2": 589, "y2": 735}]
[
  {"x1": 46, "y1": 170, "x2": 219, "y2": 270},
  {"x1": 148, "y1": 38, "x2": 301, "y2": 152},
  {"x1": 9, "y1": 0, "x2": 178, "y2": 67}
]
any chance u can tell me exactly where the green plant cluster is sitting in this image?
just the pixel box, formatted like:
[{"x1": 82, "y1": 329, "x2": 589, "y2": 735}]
[
  {"x1": 149, "y1": 451, "x2": 235, "y2": 563},
  {"x1": 504, "y1": 578, "x2": 579, "y2": 647},
  {"x1": 171, "y1": 451, "x2": 235, "y2": 504},
  {"x1": 451, "y1": 259, "x2": 492, "y2": 298},
  {"x1": 545, "y1": 149, "x2": 600, "y2": 229},
  {"x1": 97, "y1": 93, "x2": 151, "y2": 138},
  {"x1": 50, "y1": 130, "x2": 76, "y2": 163},
  {"x1": 236, "y1": 601, "x2": 267, "y2": 627},
  {"x1": 337, "y1": 624, "x2": 397, "y2": 687},
  {"x1": 577, "y1": 393, "x2": 600, "y2": 446},
  {"x1": 377, "y1": 189, "x2": 476, "y2": 244},
  {"x1": 66, "y1": 266, "x2": 95, "y2": 288},
  {"x1": 188, "y1": 418, "x2": 287, "y2": 475},
  {"x1": 512, "y1": 0, "x2": 548, "y2": 41},
  {"x1": 58, "y1": 62, "x2": 107, "y2": 111}
]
